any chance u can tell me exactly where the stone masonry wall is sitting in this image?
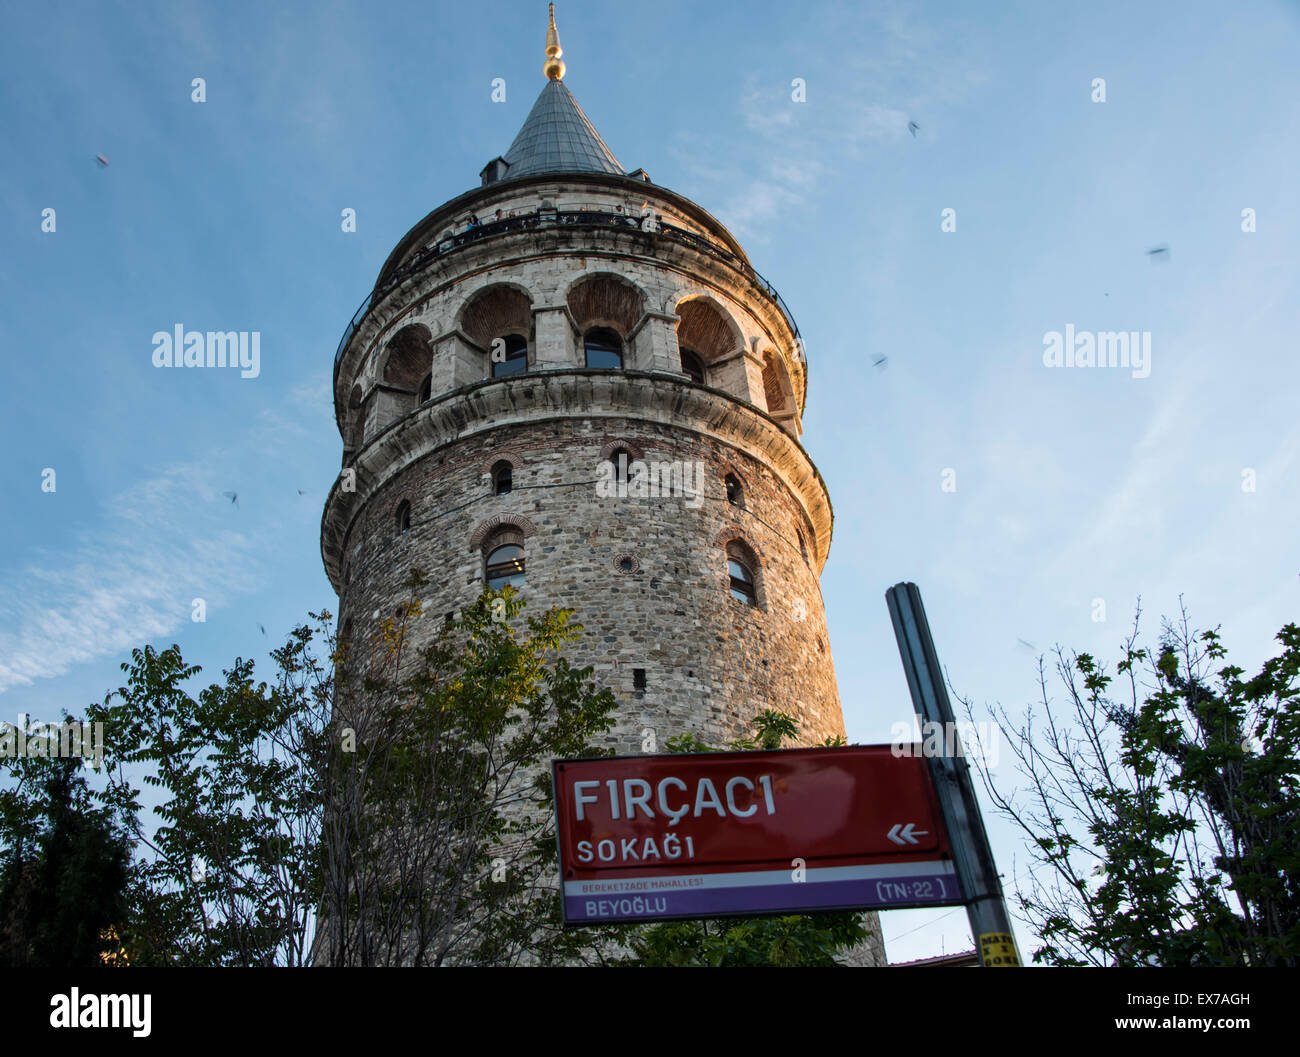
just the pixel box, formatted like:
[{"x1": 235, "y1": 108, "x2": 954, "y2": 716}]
[{"x1": 340, "y1": 414, "x2": 841, "y2": 751}]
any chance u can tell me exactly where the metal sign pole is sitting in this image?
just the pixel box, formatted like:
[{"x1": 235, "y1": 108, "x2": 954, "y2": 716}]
[{"x1": 886, "y1": 582, "x2": 1021, "y2": 967}]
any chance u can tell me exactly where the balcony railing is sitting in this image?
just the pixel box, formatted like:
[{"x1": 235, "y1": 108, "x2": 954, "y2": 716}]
[{"x1": 333, "y1": 208, "x2": 801, "y2": 377}]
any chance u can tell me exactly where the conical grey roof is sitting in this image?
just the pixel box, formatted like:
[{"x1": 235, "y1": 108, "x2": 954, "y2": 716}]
[{"x1": 501, "y1": 78, "x2": 625, "y2": 178}]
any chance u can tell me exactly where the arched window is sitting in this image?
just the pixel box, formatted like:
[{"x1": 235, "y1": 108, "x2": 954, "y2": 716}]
[
  {"x1": 584, "y1": 327, "x2": 623, "y2": 369},
  {"x1": 383, "y1": 325, "x2": 433, "y2": 391},
  {"x1": 680, "y1": 348, "x2": 705, "y2": 384},
  {"x1": 725, "y1": 474, "x2": 744, "y2": 508},
  {"x1": 492, "y1": 334, "x2": 528, "y2": 378},
  {"x1": 395, "y1": 500, "x2": 412, "y2": 534},
  {"x1": 491, "y1": 460, "x2": 513, "y2": 496},
  {"x1": 485, "y1": 542, "x2": 526, "y2": 589},
  {"x1": 675, "y1": 298, "x2": 739, "y2": 392},
  {"x1": 726, "y1": 542, "x2": 758, "y2": 606},
  {"x1": 762, "y1": 352, "x2": 789, "y2": 414},
  {"x1": 609, "y1": 447, "x2": 631, "y2": 484},
  {"x1": 797, "y1": 529, "x2": 809, "y2": 564},
  {"x1": 418, "y1": 374, "x2": 432, "y2": 404}
]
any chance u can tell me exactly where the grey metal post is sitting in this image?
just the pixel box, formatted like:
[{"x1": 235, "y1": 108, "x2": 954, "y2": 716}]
[{"x1": 886, "y1": 582, "x2": 1021, "y2": 966}]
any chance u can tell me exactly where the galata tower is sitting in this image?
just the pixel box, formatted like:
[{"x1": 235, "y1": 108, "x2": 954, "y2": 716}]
[{"x1": 321, "y1": 6, "x2": 885, "y2": 966}]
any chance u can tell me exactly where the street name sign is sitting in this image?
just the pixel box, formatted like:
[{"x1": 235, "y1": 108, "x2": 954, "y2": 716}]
[{"x1": 553, "y1": 744, "x2": 962, "y2": 925}]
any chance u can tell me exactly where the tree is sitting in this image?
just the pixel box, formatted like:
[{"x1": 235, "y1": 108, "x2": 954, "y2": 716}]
[
  {"x1": 318, "y1": 575, "x2": 619, "y2": 965},
  {"x1": 617, "y1": 711, "x2": 875, "y2": 967},
  {"x1": 0, "y1": 755, "x2": 131, "y2": 967},
  {"x1": 1, "y1": 576, "x2": 619, "y2": 966},
  {"x1": 961, "y1": 604, "x2": 1300, "y2": 966},
  {"x1": 87, "y1": 622, "x2": 328, "y2": 966}
]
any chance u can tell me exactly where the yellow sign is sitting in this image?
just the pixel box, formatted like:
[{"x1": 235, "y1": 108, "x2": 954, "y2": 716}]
[{"x1": 978, "y1": 931, "x2": 1020, "y2": 967}]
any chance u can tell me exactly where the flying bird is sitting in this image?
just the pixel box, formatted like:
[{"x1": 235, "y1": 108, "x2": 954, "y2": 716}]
[
  {"x1": 1145, "y1": 245, "x2": 1169, "y2": 260},
  {"x1": 296, "y1": 488, "x2": 306, "y2": 496},
  {"x1": 223, "y1": 491, "x2": 238, "y2": 506},
  {"x1": 258, "y1": 623, "x2": 266, "y2": 636},
  {"x1": 1017, "y1": 638, "x2": 1038, "y2": 651},
  {"x1": 872, "y1": 355, "x2": 888, "y2": 370},
  {"x1": 907, "y1": 120, "x2": 920, "y2": 137},
  {"x1": 95, "y1": 153, "x2": 110, "y2": 167}
]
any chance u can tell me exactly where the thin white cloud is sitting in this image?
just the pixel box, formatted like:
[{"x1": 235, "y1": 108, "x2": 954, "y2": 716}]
[
  {"x1": 846, "y1": 102, "x2": 913, "y2": 142},
  {"x1": 0, "y1": 462, "x2": 260, "y2": 693},
  {"x1": 675, "y1": 13, "x2": 989, "y2": 242},
  {"x1": 0, "y1": 363, "x2": 340, "y2": 697},
  {"x1": 722, "y1": 179, "x2": 805, "y2": 239}
]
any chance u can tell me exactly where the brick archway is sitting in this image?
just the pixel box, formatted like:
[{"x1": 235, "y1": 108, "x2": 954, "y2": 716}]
[{"x1": 469, "y1": 513, "x2": 536, "y2": 551}]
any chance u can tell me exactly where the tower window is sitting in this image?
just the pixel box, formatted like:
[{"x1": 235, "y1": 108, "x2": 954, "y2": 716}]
[
  {"x1": 609, "y1": 447, "x2": 631, "y2": 484},
  {"x1": 492, "y1": 334, "x2": 529, "y2": 377},
  {"x1": 797, "y1": 529, "x2": 809, "y2": 564},
  {"x1": 396, "y1": 500, "x2": 412, "y2": 534},
  {"x1": 491, "y1": 460, "x2": 513, "y2": 496},
  {"x1": 725, "y1": 474, "x2": 744, "y2": 508},
  {"x1": 584, "y1": 327, "x2": 624, "y2": 369},
  {"x1": 762, "y1": 352, "x2": 789, "y2": 414},
  {"x1": 418, "y1": 374, "x2": 432, "y2": 404},
  {"x1": 725, "y1": 540, "x2": 760, "y2": 607},
  {"x1": 680, "y1": 348, "x2": 705, "y2": 384},
  {"x1": 485, "y1": 542, "x2": 526, "y2": 589},
  {"x1": 633, "y1": 668, "x2": 647, "y2": 690},
  {"x1": 383, "y1": 325, "x2": 433, "y2": 393},
  {"x1": 727, "y1": 556, "x2": 756, "y2": 605}
]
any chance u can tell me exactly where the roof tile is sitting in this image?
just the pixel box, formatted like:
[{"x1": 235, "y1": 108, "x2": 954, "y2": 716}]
[{"x1": 502, "y1": 79, "x2": 625, "y2": 178}]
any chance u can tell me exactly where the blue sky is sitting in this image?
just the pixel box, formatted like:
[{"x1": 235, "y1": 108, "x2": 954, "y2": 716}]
[{"x1": 2, "y1": 0, "x2": 1298, "y2": 964}]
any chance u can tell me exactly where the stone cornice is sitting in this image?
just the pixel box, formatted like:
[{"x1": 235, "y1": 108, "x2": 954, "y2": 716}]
[{"x1": 321, "y1": 371, "x2": 833, "y2": 593}]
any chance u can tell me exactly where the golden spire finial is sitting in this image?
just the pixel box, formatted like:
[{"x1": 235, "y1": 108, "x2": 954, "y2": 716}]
[{"x1": 544, "y1": 3, "x2": 565, "y2": 80}]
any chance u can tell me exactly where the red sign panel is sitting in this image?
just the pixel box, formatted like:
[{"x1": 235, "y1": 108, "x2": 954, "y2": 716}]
[{"x1": 553, "y1": 744, "x2": 961, "y2": 924}]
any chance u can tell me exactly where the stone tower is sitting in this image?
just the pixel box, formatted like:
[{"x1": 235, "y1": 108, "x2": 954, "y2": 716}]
[{"x1": 322, "y1": 7, "x2": 884, "y2": 965}]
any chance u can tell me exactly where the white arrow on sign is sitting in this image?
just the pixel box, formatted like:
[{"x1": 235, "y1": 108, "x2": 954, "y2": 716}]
[{"x1": 888, "y1": 823, "x2": 929, "y2": 846}]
